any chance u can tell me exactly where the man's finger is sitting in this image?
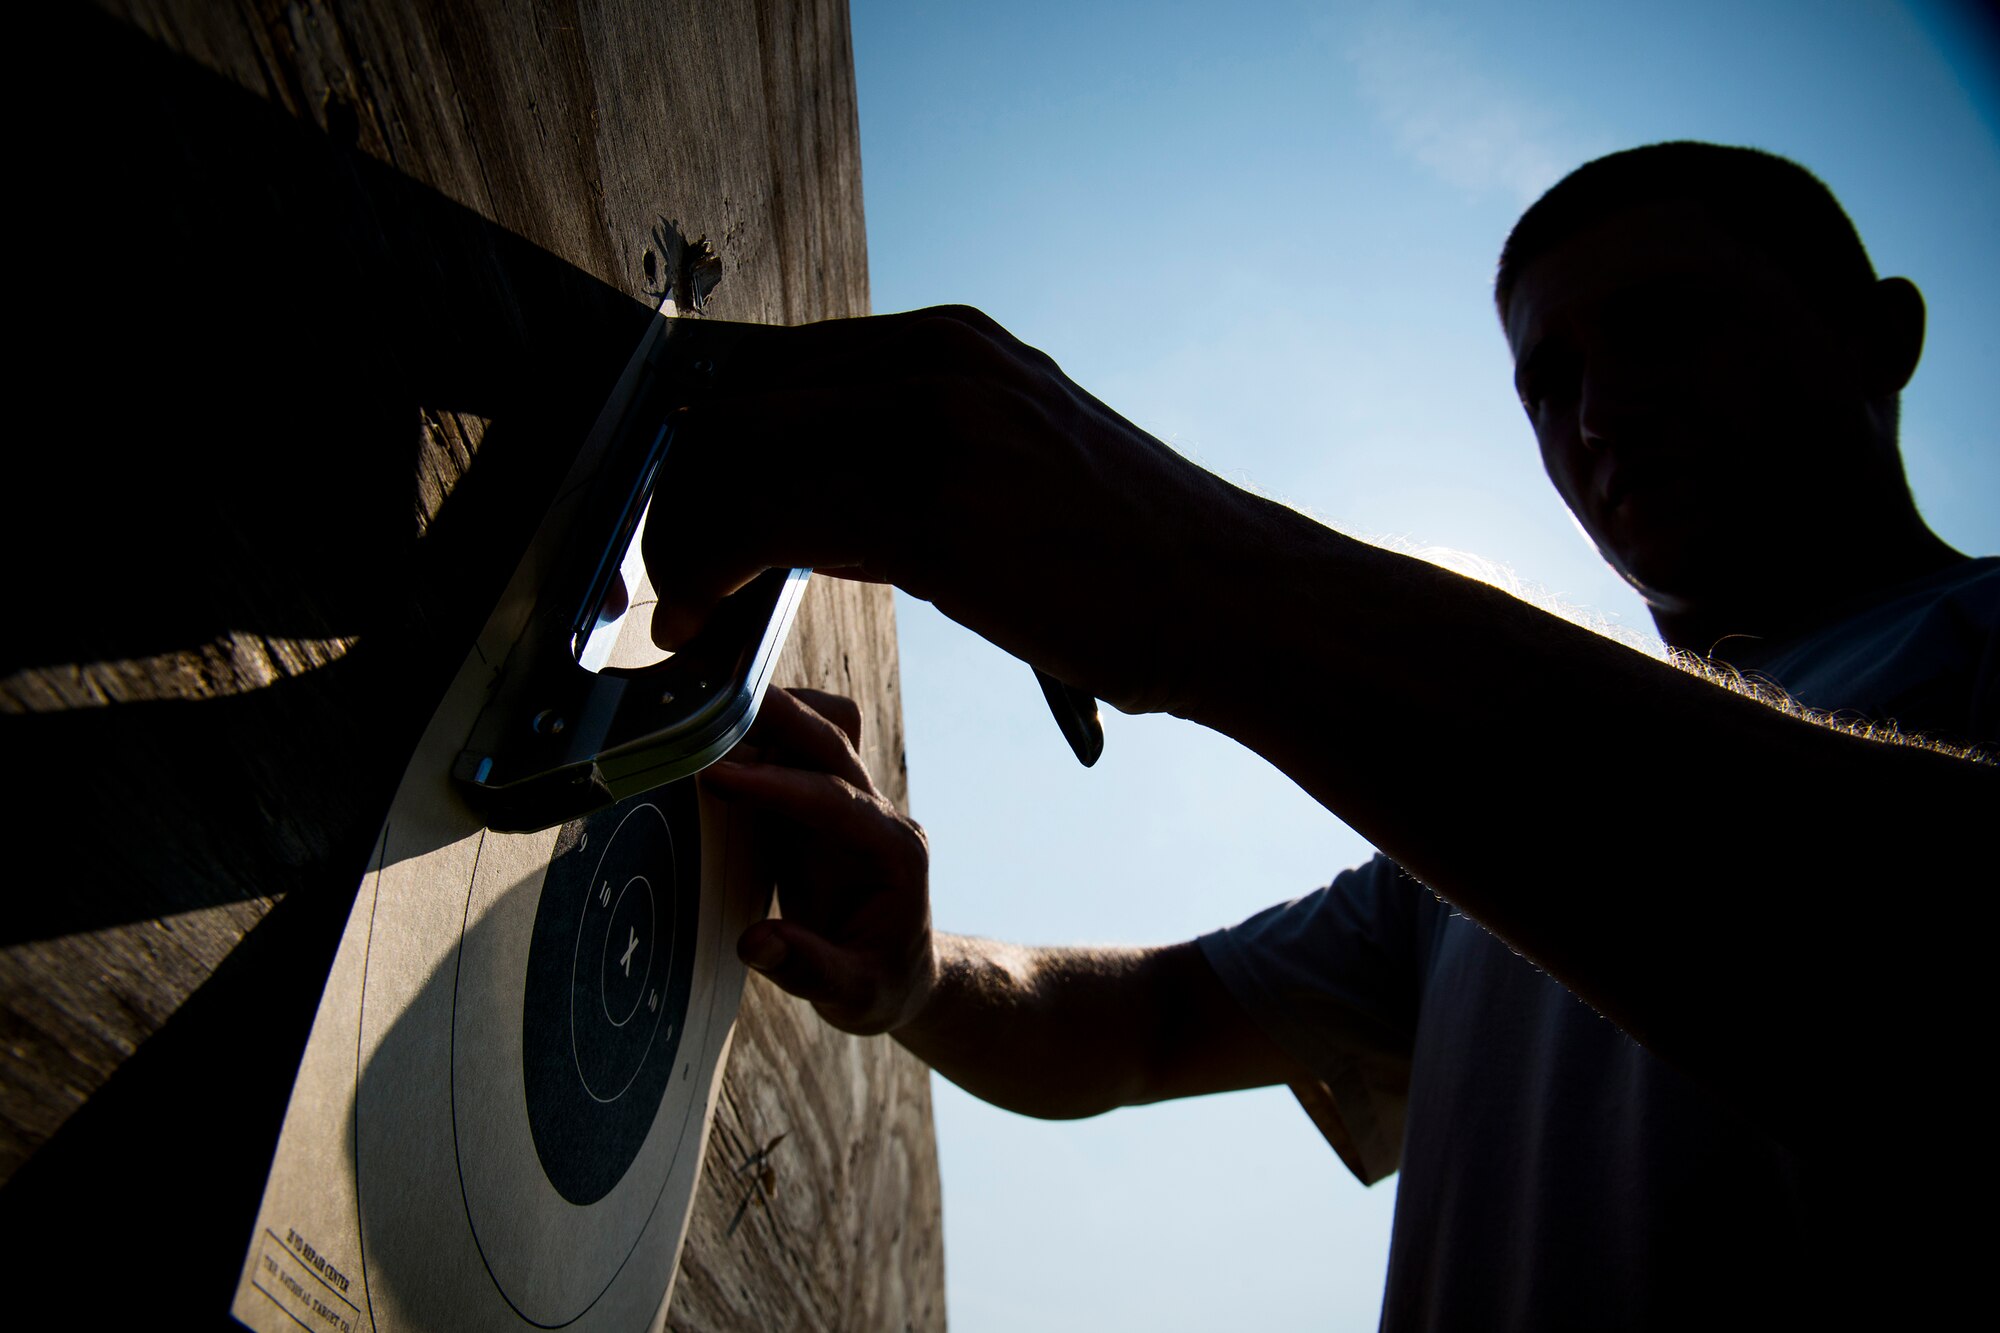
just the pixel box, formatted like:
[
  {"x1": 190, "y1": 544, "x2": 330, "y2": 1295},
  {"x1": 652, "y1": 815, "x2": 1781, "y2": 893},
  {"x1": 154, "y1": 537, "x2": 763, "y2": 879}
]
[
  {"x1": 715, "y1": 306, "x2": 1014, "y2": 393},
  {"x1": 784, "y1": 688, "x2": 864, "y2": 750},
  {"x1": 597, "y1": 572, "x2": 630, "y2": 624},
  {"x1": 814, "y1": 565, "x2": 894, "y2": 585},
  {"x1": 648, "y1": 584, "x2": 735, "y2": 651},
  {"x1": 700, "y1": 761, "x2": 915, "y2": 863},
  {"x1": 736, "y1": 919, "x2": 874, "y2": 1015},
  {"x1": 642, "y1": 391, "x2": 884, "y2": 653},
  {"x1": 742, "y1": 689, "x2": 871, "y2": 787}
]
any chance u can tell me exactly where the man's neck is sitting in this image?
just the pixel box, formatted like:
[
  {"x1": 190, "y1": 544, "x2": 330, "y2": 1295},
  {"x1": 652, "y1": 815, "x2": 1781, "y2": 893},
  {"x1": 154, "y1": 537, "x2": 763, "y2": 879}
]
[{"x1": 1650, "y1": 520, "x2": 1969, "y2": 657}]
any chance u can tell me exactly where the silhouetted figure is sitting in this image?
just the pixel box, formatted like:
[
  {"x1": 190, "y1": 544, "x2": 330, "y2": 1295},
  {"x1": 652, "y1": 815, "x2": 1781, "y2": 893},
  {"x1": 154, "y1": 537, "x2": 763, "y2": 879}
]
[{"x1": 654, "y1": 142, "x2": 1997, "y2": 1329}]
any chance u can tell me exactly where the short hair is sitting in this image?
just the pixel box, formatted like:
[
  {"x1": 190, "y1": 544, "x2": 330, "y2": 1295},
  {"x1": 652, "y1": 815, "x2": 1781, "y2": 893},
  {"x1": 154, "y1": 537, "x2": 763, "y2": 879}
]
[{"x1": 1495, "y1": 142, "x2": 1878, "y2": 321}]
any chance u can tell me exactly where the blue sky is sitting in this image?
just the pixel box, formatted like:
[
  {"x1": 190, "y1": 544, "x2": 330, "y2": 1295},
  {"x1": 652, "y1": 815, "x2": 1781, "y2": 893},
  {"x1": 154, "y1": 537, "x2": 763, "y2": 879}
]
[{"x1": 847, "y1": 3, "x2": 2000, "y2": 1327}]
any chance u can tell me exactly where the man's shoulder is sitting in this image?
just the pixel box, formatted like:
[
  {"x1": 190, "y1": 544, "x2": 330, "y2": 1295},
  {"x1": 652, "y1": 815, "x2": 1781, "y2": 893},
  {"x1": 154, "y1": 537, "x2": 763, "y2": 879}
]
[
  {"x1": 1207, "y1": 855, "x2": 1435, "y2": 944},
  {"x1": 1198, "y1": 855, "x2": 1444, "y2": 1014},
  {"x1": 1730, "y1": 555, "x2": 1999, "y2": 749},
  {"x1": 1856, "y1": 553, "x2": 2000, "y2": 618}
]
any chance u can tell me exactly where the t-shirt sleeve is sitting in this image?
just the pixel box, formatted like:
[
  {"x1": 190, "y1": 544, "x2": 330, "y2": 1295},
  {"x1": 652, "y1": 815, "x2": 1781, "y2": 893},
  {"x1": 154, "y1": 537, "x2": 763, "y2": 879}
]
[{"x1": 1197, "y1": 853, "x2": 1434, "y2": 1186}]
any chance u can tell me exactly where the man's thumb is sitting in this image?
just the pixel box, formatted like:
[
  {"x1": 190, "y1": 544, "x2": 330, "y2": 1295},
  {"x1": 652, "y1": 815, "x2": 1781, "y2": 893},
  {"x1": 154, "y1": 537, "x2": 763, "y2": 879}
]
[{"x1": 736, "y1": 920, "x2": 854, "y2": 1006}]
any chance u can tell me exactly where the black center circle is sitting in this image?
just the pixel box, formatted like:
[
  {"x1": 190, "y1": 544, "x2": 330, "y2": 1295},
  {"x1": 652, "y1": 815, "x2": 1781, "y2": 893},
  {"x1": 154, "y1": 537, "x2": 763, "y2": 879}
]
[{"x1": 522, "y1": 786, "x2": 700, "y2": 1205}]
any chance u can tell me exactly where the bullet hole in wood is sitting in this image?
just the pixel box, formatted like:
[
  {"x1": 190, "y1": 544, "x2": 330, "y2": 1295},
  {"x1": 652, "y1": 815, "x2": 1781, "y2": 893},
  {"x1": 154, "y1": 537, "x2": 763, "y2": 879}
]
[{"x1": 648, "y1": 218, "x2": 723, "y2": 313}]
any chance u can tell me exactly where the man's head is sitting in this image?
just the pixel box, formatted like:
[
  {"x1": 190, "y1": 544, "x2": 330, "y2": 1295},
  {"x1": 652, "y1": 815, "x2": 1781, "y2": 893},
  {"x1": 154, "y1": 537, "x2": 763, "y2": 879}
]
[
  {"x1": 1497, "y1": 142, "x2": 1931, "y2": 642},
  {"x1": 1497, "y1": 142, "x2": 1881, "y2": 325}
]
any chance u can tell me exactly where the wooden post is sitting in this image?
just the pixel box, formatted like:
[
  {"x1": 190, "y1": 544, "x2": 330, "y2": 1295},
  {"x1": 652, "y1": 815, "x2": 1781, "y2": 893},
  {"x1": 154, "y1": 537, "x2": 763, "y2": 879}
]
[{"x1": 1, "y1": 4, "x2": 942, "y2": 1326}]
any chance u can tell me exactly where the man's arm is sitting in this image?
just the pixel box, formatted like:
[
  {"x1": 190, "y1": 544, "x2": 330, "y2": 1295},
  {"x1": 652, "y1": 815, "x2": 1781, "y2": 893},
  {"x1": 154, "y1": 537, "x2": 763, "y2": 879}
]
[
  {"x1": 657, "y1": 308, "x2": 1996, "y2": 1136},
  {"x1": 896, "y1": 936, "x2": 1309, "y2": 1118},
  {"x1": 1179, "y1": 498, "x2": 1993, "y2": 1129},
  {"x1": 704, "y1": 688, "x2": 1312, "y2": 1118}
]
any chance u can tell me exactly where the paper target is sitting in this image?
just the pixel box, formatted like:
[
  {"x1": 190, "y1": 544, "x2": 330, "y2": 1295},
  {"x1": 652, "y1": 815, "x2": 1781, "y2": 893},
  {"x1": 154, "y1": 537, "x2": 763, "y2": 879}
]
[{"x1": 444, "y1": 787, "x2": 709, "y2": 1325}]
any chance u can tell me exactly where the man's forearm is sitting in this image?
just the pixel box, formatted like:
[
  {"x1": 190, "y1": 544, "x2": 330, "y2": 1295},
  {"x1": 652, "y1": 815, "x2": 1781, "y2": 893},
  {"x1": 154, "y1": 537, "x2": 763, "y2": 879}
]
[
  {"x1": 893, "y1": 934, "x2": 1298, "y2": 1119},
  {"x1": 893, "y1": 936, "x2": 1163, "y2": 1119}
]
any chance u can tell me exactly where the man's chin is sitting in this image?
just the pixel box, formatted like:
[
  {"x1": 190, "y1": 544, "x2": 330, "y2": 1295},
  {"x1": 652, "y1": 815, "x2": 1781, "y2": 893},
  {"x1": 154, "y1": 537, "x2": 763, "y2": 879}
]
[
  {"x1": 1602, "y1": 543, "x2": 1739, "y2": 622},
  {"x1": 1611, "y1": 541, "x2": 1820, "y2": 639},
  {"x1": 1592, "y1": 499, "x2": 1763, "y2": 614}
]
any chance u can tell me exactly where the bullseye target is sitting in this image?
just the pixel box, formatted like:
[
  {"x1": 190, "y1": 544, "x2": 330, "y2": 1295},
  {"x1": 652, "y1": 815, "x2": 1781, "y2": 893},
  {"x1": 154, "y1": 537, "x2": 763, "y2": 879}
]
[
  {"x1": 313, "y1": 777, "x2": 749, "y2": 1331},
  {"x1": 517, "y1": 797, "x2": 698, "y2": 1206},
  {"x1": 441, "y1": 784, "x2": 714, "y2": 1326}
]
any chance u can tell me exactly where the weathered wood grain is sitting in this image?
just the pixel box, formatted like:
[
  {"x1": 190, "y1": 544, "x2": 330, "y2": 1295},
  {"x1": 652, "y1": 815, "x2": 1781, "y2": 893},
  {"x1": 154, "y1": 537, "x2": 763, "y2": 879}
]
[
  {"x1": 665, "y1": 580, "x2": 945, "y2": 1333},
  {"x1": 2, "y1": 3, "x2": 940, "y2": 1326}
]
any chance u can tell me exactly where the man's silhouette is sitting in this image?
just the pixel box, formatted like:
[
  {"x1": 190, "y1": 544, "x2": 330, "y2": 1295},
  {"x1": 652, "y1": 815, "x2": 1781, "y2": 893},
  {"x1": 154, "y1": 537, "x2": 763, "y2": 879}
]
[{"x1": 656, "y1": 142, "x2": 1997, "y2": 1327}]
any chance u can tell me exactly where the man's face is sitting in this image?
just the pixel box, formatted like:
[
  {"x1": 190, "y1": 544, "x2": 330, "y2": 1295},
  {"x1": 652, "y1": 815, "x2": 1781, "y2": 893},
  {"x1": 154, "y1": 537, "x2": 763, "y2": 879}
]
[{"x1": 1504, "y1": 199, "x2": 1874, "y2": 618}]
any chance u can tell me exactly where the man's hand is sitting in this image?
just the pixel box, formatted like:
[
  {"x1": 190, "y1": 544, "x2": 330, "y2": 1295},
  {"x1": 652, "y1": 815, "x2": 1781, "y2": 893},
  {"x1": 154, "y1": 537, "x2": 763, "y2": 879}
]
[
  {"x1": 702, "y1": 687, "x2": 937, "y2": 1036},
  {"x1": 643, "y1": 307, "x2": 1253, "y2": 717},
  {"x1": 706, "y1": 687, "x2": 1312, "y2": 1116}
]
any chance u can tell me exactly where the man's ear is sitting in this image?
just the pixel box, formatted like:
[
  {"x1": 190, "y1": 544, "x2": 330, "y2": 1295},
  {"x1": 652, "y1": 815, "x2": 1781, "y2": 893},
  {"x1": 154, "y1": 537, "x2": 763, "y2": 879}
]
[{"x1": 1858, "y1": 276, "x2": 1925, "y2": 395}]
